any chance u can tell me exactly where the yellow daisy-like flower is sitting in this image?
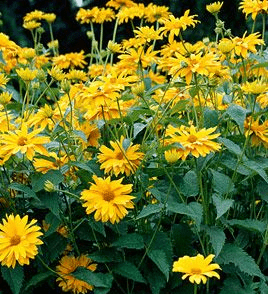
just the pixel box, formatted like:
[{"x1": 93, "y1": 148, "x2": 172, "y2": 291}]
[
  {"x1": 206, "y1": 2, "x2": 223, "y2": 15},
  {"x1": 23, "y1": 21, "x2": 41, "y2": 30},
  {"x1": 16, "y1": 67, "x2": 38, "y2": 82},
  {"x1": 81, "y1": 175, "x2": 135, "y2": 224},
  {"x1": 144, "y1": 3, "x2": 170, "y2": 23},
  {"x1": 47, "y1": 65, "x2": 66, "y2": 81},
  {"x1": 0, "y1": 214, "x2": 43, "y2": 268},
  {"x1": 0, "y1": 73, "x2": 9, "y2": 88},
  {"x1": 56, "y1": 255, "x2": 97, "y2": 294},
  {"x1": 165, "y1": 124, "x2": 221, "y2": 160},
  {"x1": 0, "y1": 123, "x2": 50, "y2": 162},
  {"x1": 241, "y1": 80, "x2": 268, "y2": 95},
  {"x1": 97, "y1": 136, "x2": 144, "y2": 176},
  {"x1": 244, "y1": 117, "x2": 268, "y2": 147},
  {"x1": 106, "y1": 0, "x2": 136, "y2": 10},
  {"x1": 0, "y1": 92, "x2": 12, "y2": 106},
  {"x1": 239, "y1": 0, "x2": 268, "y2": 20},
  {"x1": 172, "y1": 254, "x2": 221, "y2": 284},
  {"x1": 42, "y1": 13, "x2": 56, "y2": 23},
  {"x1": 134, "y1": 26, "x2": 162, "y2": 44}
]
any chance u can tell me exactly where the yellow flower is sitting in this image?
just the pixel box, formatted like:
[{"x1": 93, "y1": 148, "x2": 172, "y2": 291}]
[
  {"x1": 218, "y1": 38, "x2": 234, "y2": 54},
  {"x1": 257, "y1": 92, "x2": 268, "y2": 108},
  {"x1": 33, "y1": 152, "x2": 68, "y2": 174},
  {"x1": 206, "y1": 2, "x2": 223, "y2": 15},
  {"x1": 144, "y1": 3, "x2": 170, "y2": 23},
  {"x1": 43, "y1": 13, "x2": 56, "y2": 23},
  {"x1": 97, "y1": 136, "x2": 144, "y2": 176},
  {"x1": 107, "y1": 40, "x2": 122, "y2": 54},
  {"x1": 0, "y1": 214, "x2": 43, "y2": 268},
  {"x1": 106, "y1": 0, "x2": 136, "y2": 10},
  {"x1": 134, "y1": 26, "x2": 162, "y2": 44},
  {"x1": 56, "y1": 255, "x2": 97, "y2": 294},
  {"x1": 244, "y1": 117, "x2": 268, "y2": 147},
  {"x1": 23, "y1": 21, "x2": 41, "y2": 30},
  {"x1": 0, "y1": 92, "x2": 12, "y2": 106},
  {"x1": 164, "y1": 148, "x2": 182, "y2": 163},
  {"x1": 241, "y1": 80, "x2": 268, "y2": 95},
  {"x1": 116, "y1": 4, "x2": 145, "y2": 24},
  {"x1": 239, "y1": 0, "x2": 268, "y2": 20},
  {"x1": 0, "y1": 123, "x2": 50, "y2": 162},
  {"x1": 23, "y1": 10, "x2": 44, "y2": 22},
  {"x1": 0, "y1": 73, "x2": 9, "y2": 88},
  {"x1": 16, "y1": 67, "x2": 38, "y2": 82},
  {"x1": 172, "y1": 254, "x2": 221, "y2": 284},
  {"x1": 47, "y1": 65, "x2": 66, "y2": 81},
  {"x1": 66, "y1": 69, "x2": 88, "y2": 82},
  {"x1": 165, "y1": 124, "x2": 221, "y2": 160},
  {"x1": 81, "y1": 175, "x2": 135, "y2": 224},
  {"x1": 52, "y1": 51, "x2": 87, "y2": 69}
]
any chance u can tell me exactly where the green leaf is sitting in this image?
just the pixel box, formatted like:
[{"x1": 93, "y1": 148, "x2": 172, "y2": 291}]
[
  {"x1": 251, "y1": 61, "x2": 268, "y2": 70},
  {"x1": 243, "y1": 160, "x2": 268, "y2": 184},
  {"x1": 44, "y1": 212, "x2": 61, "y2": 236},
  {"x1": 216, "y1": 243, "x2": 265, "y2": 279},
  {"x1": 89, "y1": 248, "x2": 123, "y2": 263},
  {"x1": 218, "y1": 137, "x2": 243, "y2": 157},
  {"x1": 181, "y1": 170, "x2": 199, "y2": 197},
  {"x1": 87, "y1": 216, "x2": 106, "y2": 237},
  {"x1": 112, "y1": 233, "x2": 144, "y2": 249},
  {"x1": 221, "y1": 157, "x2": 251, "y2": 176},
  {"x1": 32, "y1": 170, "x2": 64, "y2": 192},
  {"x1": 212, "y1": 194, "x2": 234, "y2": 219},
  {"x1": 226, "y1": 104, "x2": 249, "y2": 132},
  {"x1": 227, "y1": 219, "x2": 266, "y2": 234},
  {"x1": 45, "y1": 233, "x2": 68, "y2": 262},
  {"x1": 256, "y1": 181, "x2": 268, "y2": 202},
  {"x1": 147, "y1": 249, "x2": 170, "y2": 281},
  {"x1": 39, "y1": 192, "x2": 60, "y2": 218},
  {"x1": 24, "y1": 272, "x2": 53, "y2": 291},
  {"x1": 204, "y1": 108, "x2": 219, "y2": 128},
  {"x1": 8, "y1": 183, "x2": 38, "y2": 200},
  {"x1": 219, "y1": 276, "x2": 255, "y2": 294},
  {"x1": 204, "y1": 226, "x2": 226, "y2": 257},
  {"x1": 136, "y1": 204, "x2": 163, "y2": 220},
  {"x1": 170, "y1": 99, "x2": 189, "y2": 115},
  {"x1": 171, "y1": 224, "x2": 194, "y2": 257},
  {"x1": 111, "y1": 261, "x2": 146, "y2": 283},
  {"x1": 1, "y1": 265, "x2": 24, "y2": 294},
  {"x1": 133, "y1": 123, "x2": 147, "y2": 138},
  {"x1": 211, "y1": 169, "x2": 235, "y2": 196},
  {"x1": 144, "y1": 265, "x2": 166, "y2": 294},
  {"x1": 72, "y1": 267, "x2": 113, "y2": 289},
  {"x1": 168, "y1": 202, "x2": 203, "y2": 230}
]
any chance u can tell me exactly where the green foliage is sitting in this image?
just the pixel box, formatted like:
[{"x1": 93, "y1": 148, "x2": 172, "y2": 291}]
[
  {"x1": 1, "y1": 265, "x2": 24, "y2": 294},
  {"x1": 111, "y1": 261, "x2": 146, "y2": 283}
]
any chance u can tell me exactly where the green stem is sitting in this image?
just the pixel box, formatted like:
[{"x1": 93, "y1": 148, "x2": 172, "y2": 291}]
[
  {"x1": 194, "y1": 283, "x2": 198, "y2": 294},
  {"x1": 261, "y1": 13, "x2": 266, "y2": 54}
]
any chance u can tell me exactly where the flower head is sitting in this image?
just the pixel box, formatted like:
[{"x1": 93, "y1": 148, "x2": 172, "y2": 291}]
[
  {"x1": 0, "y1": 214, "x2": 43, "y2": 268},
  {"x1": 16, "y1": 67, "x2": 38, "y2": 82},
  {"x1": 81, "y1": 175, "x2": 135, "y2": 224},
  {"x1": 206, "y1": 2, "x2": 223, "y2": 15},
  {"x1": 56, "y1": 255, "x2": 97, "y2": 294},
  {"x1": 97, "y1": 136, "x2": 144, "y2": 176},
  {"x1": 172, "y1": 254, "x2": 221, "y2": 284}
]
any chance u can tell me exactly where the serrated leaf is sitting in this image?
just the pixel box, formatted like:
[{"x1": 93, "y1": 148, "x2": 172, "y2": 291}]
[
  {"x1": 167, "y1": 202, "x2": 203, "y2": 230},
  {"x1": 136, "y1": 204, "x2": 162, "y2": 220},
  {"x1": 181, "y1": 170, "x2": 199, "y2": 197},
  {"x1": 204, "y1": 108, "x2": 219, "y2": 128},
  {"x1": 219, "y1": 276, "x2": 254, "y2": 294},
  {"x1": 211, "y1": 169, "x2": 234, "y2": 196},
  {"x1": 243, "y1": 160, "x2": 268, "y2": 184},
  {"x1": 72, "y1": 267, "x2": 113, "y2": 288},
  {"x1": 32, "y1": 170, "x2": 64, "y2": 192},
  {"x1": 170, "y1": 99, "x2": 189, "y2": 115},
  {"x1": 256, "y1": 181, "x2": 268, "y2": 202},
  {"x1": 226, "y1": 104, "x2": 249, "y2": 132},
  {"x1": 216, "y1": 243, "x2": 265, "y2": 279},
  {"x1": 212, "y1": 194, "x2": 233, "y2": 219},
  {"x1": 133, "y1": 123, "x2": 147, "y2": 138},
  {"x1": 24, "y1": 271, "x2": 53, "y2": 291},
  {"x1": 227, "y1": 219, "x2": 266, "y2": 233},
  {"x1": 44, "y1": 212, "x2": 61, "y2": 236},
  {"x1": 1, "y1": 265, "x2": 24, "y2": 294},
  {"x1": 8, "y1": 183, "x2": 38, "y2": 200},
  {"x1": 45, "y1": 233, "x2": 68, "y2": 262},
  {"x1": 112, "y1": 261, "x2": 146, "y2": 283},
  {"x1": 218, "y1": 137, "x2": 243, "y2": 157},
  {"x1": 171, "y1": 224, "x2": 194, "y2": 257},
  {"x1": 39, "y1": 192, "x2": 60, "y2": 217},
  {"x1": 89, "y1": 248, "x2": 123, "y2": 263},
  {"x1": 147, "y1": 249, "x2": 170, "y2": 281},
  {"x1": 112, "y1": 233, "x2": 144, "y2": 249},
  {"x1": 204, "y1": 226, "x2": 226, "y2": 257},
  {"x1": 87, "y1": 217, "x2": 106, "y2": 237}
]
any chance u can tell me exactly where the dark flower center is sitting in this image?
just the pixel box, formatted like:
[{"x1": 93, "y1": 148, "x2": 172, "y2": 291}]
[
  {"x1": 10, "y1": 234, "x2": 21, "y2": 246},
  {"x1": 187, "y1": 134, "x2": 197, "y2": 143},
  {"x1": 191, "y1": 267, "x2": 202, "y2": 274},
  {"x1": 102, "y1": 191, "x2": 115, "y2": 201},
  {"x1": 17, "y1": 136, "x2": 28, "y2": 146}
]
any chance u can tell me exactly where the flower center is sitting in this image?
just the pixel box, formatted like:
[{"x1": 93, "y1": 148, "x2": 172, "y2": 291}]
[
  {"x1": 102, "y1": 191, "x2": 115, "y2": 201},
  {"x1": 191, "y1": 267, "x2": 202, "y2": 274},
  {"x1": 17, "y1": 136, "x2": 28, "y2": 146},
  {"x1": 10, "y1": 234, "x2": 21, "y2": 246},
  {"x1": 187, "y1": 134, "x2": 197, "y2": 143},
  {"x1": 115, "y1": 152, "x2": 124, "y2": 160}
]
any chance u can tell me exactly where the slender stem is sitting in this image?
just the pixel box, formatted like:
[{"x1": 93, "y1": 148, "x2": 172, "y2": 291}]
[
  {"x1": 261, "y1": 13, "x2": 266, "y2": 54},
  {"x1": 194, "y1": 283, "x2": 198, "y2": 294}
]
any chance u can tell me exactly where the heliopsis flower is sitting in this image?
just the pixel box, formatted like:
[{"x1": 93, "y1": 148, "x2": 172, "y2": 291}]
[
  {"x1": 159, "y1": 10, "x2": 199, "y2": 42},
  {"x1": 106, "y1": 0, "x2": 136, "y2": 10},
  {"x1": 43, "y1": 13, "x2": 56, "y2": 23},
  {"x1": 218, "y1": 38, "x2": 235, "y2": 54},
  {"x1": 23, "y1": 10, "x2": 44, "y2": 22},
  {"x1": 257, "y1": 92, "x2": 268, "y2": 108},
  {"x1": 244, "y1": 117, "x2": 268, "y2": 147},
  {"x1": 116, "y1": 4, "x2": 145, "y2": 24},
  {"x1": 134, "y1": 26, "x2": 162, "y2": 44},
  {"x1": 232, "y1": 32, "x2": 264, "y2": 58},
  {"x1": 0, "y1": 214, "x2": 43, "y2": 268},
  {"x1": 47, "y1": 65, "x2": 66, "y2": 81},
  {"x1": 0, "y1": 92, "x2": 12, "y2": 106},
  {"x1": 81, "y1": 175, "x2": 135, "y2": 224},
  {"x1": 52, "y1": 51, "x2": 87, "y2": 69},
  {"x1": 97, "y1": 136, "x2": 144, "y2": 176},
  {"x1": 172, "y1": 254, "x2": 221, "y2": 284},
  {"x1": 206, "y1": 2, "x2": 223, "y2": 15},
  {"x1": 33, "y1": 152, "x2": 68, "y2": 174},
  {"x1": 23, "y1": 21, "x2": 41, "y2": 30},
  {"x1": 164, "y1": 124, "x2": 221, "y2": 160},
  {"x1": 0, "y1": 73, "x2": 9, "y2": 88},
  {"x1": 16, "y1": 67, "x2": 38, "y2": 82},
  {"x1": 56, "y1": 255, "x2": 97, "y2": 294},
  {"x1": 241, "y1": 80, "x2": 268, "y2": 95},
  {"x1": 66, "y1": 69, "x2": 88, "y2": 82},
  {"x1": 0, "y1": 123, "x2": 50, "y2": 162},
  {"x1": 144, "y1": 3, "x2": 170, "y2": 23},
  {"x1": 239, "y1": 0, "x2": 268, "y2": 20}
]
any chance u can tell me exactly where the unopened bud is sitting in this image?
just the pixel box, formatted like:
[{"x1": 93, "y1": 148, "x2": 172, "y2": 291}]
[
  {"x1": 44, "y1": 180, "x2": 56, "y2": 192},
  {"x1": 60, "y1": 79, "x2": 71, "y2": 93}
]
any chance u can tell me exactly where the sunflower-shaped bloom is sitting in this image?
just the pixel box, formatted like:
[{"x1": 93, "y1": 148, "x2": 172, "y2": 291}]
[
  {"x1": 0, "y1": 214, "x2": 43, "y2": 268},
  {"x1": 206, "y1": 2, "x2": 223, "y2": 15},
  {"x1": 81, "y1": 175, "x2": 135, "y2": 224},
  {"x1": 97, "y1": 136, "x2": 144, "y2": 176},
  {"x1": 172, "y1": 254, "x2": 221, "y2": 284},
  {"x1": 0, "y1": 123, "x2": 50, "y2": 163},
  {"x1": 165, "y1": 124, "x2": 221, "y2": 160},
  {"x1": 56, "y1": 255, "x2": 97, "y2": 294}
]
